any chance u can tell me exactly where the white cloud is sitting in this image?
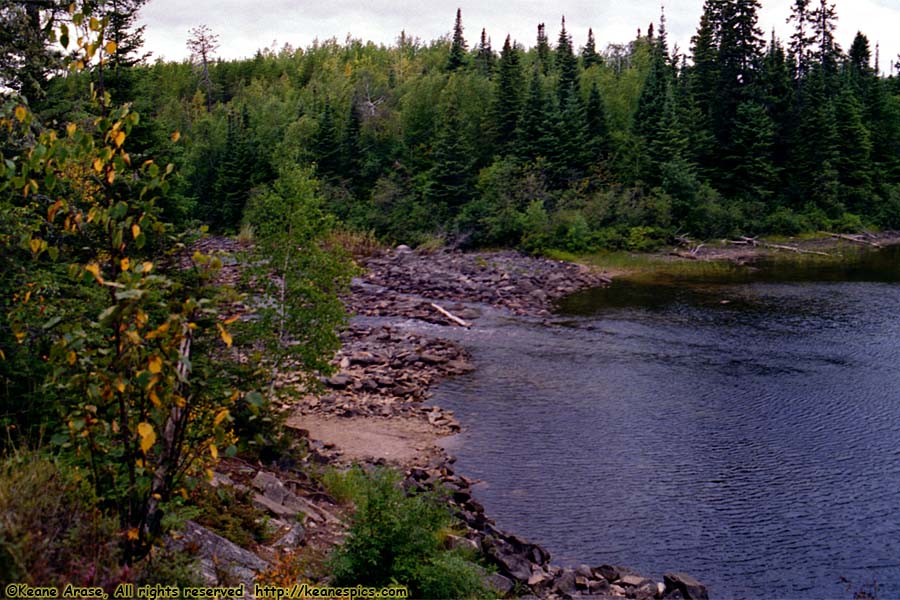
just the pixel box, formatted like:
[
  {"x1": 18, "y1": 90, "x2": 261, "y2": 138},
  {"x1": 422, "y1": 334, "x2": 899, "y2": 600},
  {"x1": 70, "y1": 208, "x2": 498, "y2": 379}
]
[{"x1": 139, "y1": 0, "x2": 899, "y2": 73}]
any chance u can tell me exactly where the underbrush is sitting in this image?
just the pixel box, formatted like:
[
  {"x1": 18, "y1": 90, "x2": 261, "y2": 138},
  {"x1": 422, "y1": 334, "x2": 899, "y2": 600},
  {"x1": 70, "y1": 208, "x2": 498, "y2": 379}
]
[{"x1": 326, "y1": 468, "x2": 488, "y2": 599}]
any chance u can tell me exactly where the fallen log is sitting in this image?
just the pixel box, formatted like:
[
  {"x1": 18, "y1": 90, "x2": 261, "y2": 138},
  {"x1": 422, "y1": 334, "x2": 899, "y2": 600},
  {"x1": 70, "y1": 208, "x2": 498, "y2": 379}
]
[
  {"x1": 760, "y1": 242, "x2": 830, "y2": 256},
  {"x1": 430, "y1": 302, "x2": 471, "y2": 328},
  {"x1": 824, "y1": 232, "x2": 882, "y2": 248}
]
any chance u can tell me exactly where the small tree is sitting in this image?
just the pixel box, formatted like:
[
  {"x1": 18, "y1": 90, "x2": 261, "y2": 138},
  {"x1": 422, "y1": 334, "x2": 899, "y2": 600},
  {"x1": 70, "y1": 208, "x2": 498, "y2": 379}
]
[{"x1": 187, "y1": 24, "x2": 219, "y2": 111}]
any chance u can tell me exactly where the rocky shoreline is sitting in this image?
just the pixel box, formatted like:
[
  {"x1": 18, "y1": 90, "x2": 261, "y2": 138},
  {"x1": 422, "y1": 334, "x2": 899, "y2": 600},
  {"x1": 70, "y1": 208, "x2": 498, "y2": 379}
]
[{"x1": 291, "y1": 246, "x2": 709, "y2": 600}]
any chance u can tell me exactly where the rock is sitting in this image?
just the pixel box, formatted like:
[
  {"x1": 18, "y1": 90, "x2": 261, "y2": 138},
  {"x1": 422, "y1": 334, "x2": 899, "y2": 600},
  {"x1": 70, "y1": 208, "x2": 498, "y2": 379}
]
[
  {"x1": 324, "y1": 373, "x2": 352, "y2": 388},
  {"x1": 663, "y1": 573, "x2": 708, "y2": 600},
  {"x1": 396, "y1": 244, "x2": 412, "y2": 253},
  {"x1": 174, "y1": 520, "x2": 267, "y2": 586},
  {"x1": 576, "y1": 564, "x2": 595, "y2": 579},
  {"x1": 272, "y1": 523, "x2": 306, "y2": 548},
  {"x1": 252, "y1": 493, "x2": 296, "y2": 519},
  {"x1": 486, "y1": 544, "x2": 533, "y2": 583},
  {"x1": 588, "y1": 578, "x2": 611, "y2": 594},
  {"x1": 620, "y1": 574, "x2": 655, "y2": 588},
  {"x1": 445, "y1": 534, "x2": 481, "y2": 554},
  {"x1": 251, "y1": 471, "x2": 288, "y2": 505},
  {"x1": 596, "y1": 564, "x2": 639, "y2": 583},
  {"x1": 527, "y1": 569, "x2": 552, "y2": 587},
  {"x1": 484, "y1": 573, "x2": 514, "y2": 596},
  {"x1": 555, "y1": 568, "x2": 578, "y2": 595}
]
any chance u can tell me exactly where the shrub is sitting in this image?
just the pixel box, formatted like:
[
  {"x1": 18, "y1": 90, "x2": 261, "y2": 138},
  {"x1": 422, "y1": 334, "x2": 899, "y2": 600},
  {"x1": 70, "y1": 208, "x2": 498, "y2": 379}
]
[{"x1": 329, "y1": 469, "x2": 487, "y2": 599}]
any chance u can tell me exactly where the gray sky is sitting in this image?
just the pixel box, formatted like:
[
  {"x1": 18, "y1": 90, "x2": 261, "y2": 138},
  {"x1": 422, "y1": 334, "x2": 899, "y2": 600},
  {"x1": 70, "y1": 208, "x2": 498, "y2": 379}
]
[{"x1": 140, "y1": 0, "x2": 900, "y2": 73}]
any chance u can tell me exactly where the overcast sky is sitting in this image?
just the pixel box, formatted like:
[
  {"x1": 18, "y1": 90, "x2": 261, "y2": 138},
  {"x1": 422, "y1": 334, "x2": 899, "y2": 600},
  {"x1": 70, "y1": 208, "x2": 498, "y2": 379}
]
[{"x1": 139, "y1": 0, "x2": 900, "y2": 73}]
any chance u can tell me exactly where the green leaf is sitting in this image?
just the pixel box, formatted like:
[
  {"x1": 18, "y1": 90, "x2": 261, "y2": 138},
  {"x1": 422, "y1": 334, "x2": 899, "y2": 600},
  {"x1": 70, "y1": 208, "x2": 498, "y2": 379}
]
[
  {"x1": 114, "y1": 289, "x2": 145, "y2": 301},
  {"x1": 245, "y1": 391, "x2": 264, "y2": 408},
  {"x1": 42, "y1": 316, "x2": 62, "y2": 330}
]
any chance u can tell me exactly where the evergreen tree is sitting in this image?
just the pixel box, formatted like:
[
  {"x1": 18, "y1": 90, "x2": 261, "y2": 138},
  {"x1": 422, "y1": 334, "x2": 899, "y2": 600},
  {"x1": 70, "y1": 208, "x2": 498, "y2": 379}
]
[
  {"x1": 582, "y1": 28, "x2": 600, "y2": 69},
  {"x1": 787, "y1": 0, "x2": 815, "y2": 79},
  {"x1": 688, "y1": 0, "x2": 721, "y2": 155},
  {"x1": 833, "y1": 81, "x2": 874, "y2": 214},
  {"x1": 313, "y1": 102, "x2": 341, "y2": 178},
  {"x1": 552, "y1": 88, "x2": 589, "y2": 184},
  {"x1": 516, "y1": 66, "x2": 552, "y2": 162},
  {"x1": 634, "y1": 24, "x2": 670, "y2": 144},
  {"x1": 446, "y1": 8, "x2": 467, "y2": 71},
  {"x1": 0, "y1": 0, "x2": 66, "y2": 104},
  {"x1": 492, "y1": 36, "x2": 524, "y2": 154},
  {"x1": 723, "y1": 101, "x2": 777, "y2": 203},
  {"x1": 425, "y1": 100, "x2": 475, "y2": 216},
  {"x1": 536, "y1": 23, "x2": 551, "y2": 75},
  {"x1": 714, "y1": 0, "x2": 764, "y2": 144},
  {"x1": 848, "y1": 32, "x2": 872, "y2": 81},
  {"x1": 758, "y1": 33, "x2": 795, "y2": 177},
  {"x1": 340, "y1": 103, "x2": 363, "y2": 181},
  {"x1": 585, "y1": 81, "x2": 609, "y2": 161},
  {"x1": 210, "y1": 109, "x2": 256, "y2": 229},
  {"x1": 811, "y1": 0, "x2": 840, "y2": 76},
  {"x1": 475, "y1": 28, "x2": 496, "y2": 75},
  {"x1": 555, "y1": 16, "x2": 579, "y2": 105}
]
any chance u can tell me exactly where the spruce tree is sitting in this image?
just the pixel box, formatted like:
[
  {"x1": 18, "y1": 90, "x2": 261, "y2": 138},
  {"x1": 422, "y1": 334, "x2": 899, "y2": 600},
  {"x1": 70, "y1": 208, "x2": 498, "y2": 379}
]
[
  {"x1": 446, "y1": 8, "x2": 467, "y2": 71},
  {"x1": 787, "y1": 0, "x2": 815, "y2": 79},
  {"x1": 313, "y1": 102, "x2": 341, "y2": 179},
  {"x1": 724, "y1": 101, "x2": 777, "y2": 204},
  {"x1": 848, "y1": 32, "x2": 872, "y2": 81},
  {"x1": 811, "y1": 0, "x2": 840, "y2": 77},
  {"x1": 475, "y1": 28, "x2": 496, "y2": 75},
  {"x1": 585, "y1": 82, "x2": 609, "y2": 161},
  {"x1": 492, "y1": 36, "x2": 524, "y2": 154},
  {"x1": 714, "y1": 0, "x2": 764, "y2": 145},
  {"x1": 515, "y1": 66, "x2": 552, "y2": 162},
  {"x1": 833, "y1": 81, "x2": 874, "y2": 214},
  {"x1": 536, "y1": 23, "x2": 551, "y2": 75},
  {"x1": 582, "y1": 28, "x2": 600, "y2": 69},
  {"x1": 425, "y1": 100, "x2": 475, "y2": 216},
  {"x1": 555, "y1": 16, "x2": 579, "y2": 105}
]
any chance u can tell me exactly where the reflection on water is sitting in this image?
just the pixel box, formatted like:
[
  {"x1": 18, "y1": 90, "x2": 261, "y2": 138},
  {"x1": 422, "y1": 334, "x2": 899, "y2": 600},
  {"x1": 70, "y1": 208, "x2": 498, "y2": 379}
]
[{"x1": 431, "y1": 245, "x2": 900, "y2": 600}]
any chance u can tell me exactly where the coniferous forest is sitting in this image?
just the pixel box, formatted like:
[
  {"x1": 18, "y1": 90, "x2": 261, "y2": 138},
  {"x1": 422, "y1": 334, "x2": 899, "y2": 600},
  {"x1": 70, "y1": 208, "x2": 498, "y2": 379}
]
[
  {"x1": 1, "y1": 0, "x2": 900, "y2": 592},
  {"x1": 8, "y1": 1, "x2": 900, "y2": 251}
]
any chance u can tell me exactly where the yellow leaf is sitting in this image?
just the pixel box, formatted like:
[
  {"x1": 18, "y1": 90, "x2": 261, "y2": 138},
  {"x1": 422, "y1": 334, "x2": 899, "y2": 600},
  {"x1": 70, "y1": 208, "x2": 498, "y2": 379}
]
[
  {"x1": 217, "y1": 323, "x2": 232, "y2": 347},
  {"x1": 114, "y1": 130, "x2": 126, "y2": 147},
  {"x1": 14, "y1": 332, "x2": 25, "y2": 343},
  {"x1": 23, "y1": 291, "x2": 31, "y2": 303},
  {"x1": 66, "y1": 123, "x2": 76, "y2": 137},
  {"x1": 0, "y1": 349, "x2": 5, "y2": 360},
  {"x1": 106, "y1": 169, "x2": 116, "y2": 184},
  {"x1": 120, "y1": 257, "x2": 130, "y2": 271},
  {"x1": 174, "y1": 395, "x2": 186, "y2": 408},
  {"x1": 127, "y1": 528, "x2": 139, "y2": 541},
  {"x1": 125, "y1": 330, "x2": 141, "y2": 345},
  {"x1": 137, "y1": 422, "x2": 155, "y2": 453},
  {"x1": 170, "y1": 130, "x2": 180, "y2": 143},
  {"x1": 224, "y1": 315, "x2": 240, "y2": 325},
  {"x1": 205, "y1": 468, "x2": 214, "y2": 481},
  {"x1": 48, "y1": 200, "x2": 64, "y2": 222},
  {"x1": 213, "y1": 409, "x2": 230, "y2": 426},
  {"x1": 131, "y1": 223, "x2": 141, "y2": 239},
  {"x1": 14, "y1": 105, "x2": 26, "y2": 122},
  {"x1": 138, "y1": 423, "x2": 156, "y2": 454},
  {"x1": 84, "y1": 263, "x2": 104, "y2": 284},
  {"x1": 29, "y1": 238, "x2": 41, "y2": 254},
  {"x1": 141, "y1": 261, "x2": 153, "y2": 273},
  {"x1": 115, "y1": 379, "x2": 126, "y2": 393},
  {"x1": 149, "y1": 390, "x2": 161, "y2": 408},
  {"x1": 209, "y1": 444, "x2": 218, "y2": 459},
  {"x1": 93, "y1": 158, "x2": 103, "y2": 173},
  {"x1": 148, "y1": 356, "x2": 162, "y2": 374},
  {"x1": 67, "y1": 351, "x2": 76, "y2": 365},
  {"x1": 105, "y1": 40, "x2": 117, "y2": 54}
]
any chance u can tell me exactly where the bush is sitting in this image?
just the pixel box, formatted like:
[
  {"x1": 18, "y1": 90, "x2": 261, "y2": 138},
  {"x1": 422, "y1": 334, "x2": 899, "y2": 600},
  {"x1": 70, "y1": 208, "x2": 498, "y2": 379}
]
[
  {"x1": 329, "y1": 469, "x2": 487, "y2": 599},
  {"x1": 0, "y1": 453, "x2": 125, "y2": 590}
]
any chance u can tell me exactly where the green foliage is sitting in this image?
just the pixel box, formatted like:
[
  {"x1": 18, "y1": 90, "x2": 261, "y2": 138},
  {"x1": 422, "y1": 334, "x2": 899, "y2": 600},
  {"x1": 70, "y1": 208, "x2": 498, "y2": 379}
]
[
  {"x1": 329, "y1": 469, "x2": 487, "y2": 599},
  {"x1": 189, "y1": 482, "x2": 273, "y2": 547},
  {"x1": 241, "y1": 165, "x2": 354, "y2": 392}
]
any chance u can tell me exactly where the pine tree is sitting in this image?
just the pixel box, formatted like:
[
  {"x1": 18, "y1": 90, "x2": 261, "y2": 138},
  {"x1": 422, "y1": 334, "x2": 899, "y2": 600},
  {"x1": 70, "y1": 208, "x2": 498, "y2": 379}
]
[
  {"x1": 689, "y1": 0, "x2": 721, "y2": 151},
  {"x1": 582, "y1": 28, "x2": 600, "y2": 70},
  {"x1": 555, "y1": 16, "x2": 579, "y2": 105},
  {"x1": 475, "y1": 28, "x2": 496, "y2": 75},
  {"x1": 446, "y1": 8, "x2": 467, "y2": 71},
  {"x1": 758, "y1": 33, "x2": 794, "y2": 178},
  {"x1": 536, "y1": 23, "x2": 551, "y2": 75},
  {"x1": 210, "y1": 109, "x2": 256, "y2": 230},
  {"x1": 714, "y1": 0, "x2": 764, "y2": 144},
  {"x1": 634, "y1": 24, "x2": 670, "y2": 144},
  {"x1": 0, "y1": 0, "x2": 66, "y2": 104},
  {"x1": 340, "y1": 103, "x2": 362, "y2": 180},
  {"x1": 492, "y1": 36, "x2": 524, "y2": 154},
  {"x1": 848, "y1": 32, "x2": 872, "y2": 80}
]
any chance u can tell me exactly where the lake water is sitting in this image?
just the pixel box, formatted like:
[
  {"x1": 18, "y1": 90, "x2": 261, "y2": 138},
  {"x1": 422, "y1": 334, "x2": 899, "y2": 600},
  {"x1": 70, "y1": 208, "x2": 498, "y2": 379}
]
[{"x1": 430, "y1": 246, "x2": 900, "y2": 599}]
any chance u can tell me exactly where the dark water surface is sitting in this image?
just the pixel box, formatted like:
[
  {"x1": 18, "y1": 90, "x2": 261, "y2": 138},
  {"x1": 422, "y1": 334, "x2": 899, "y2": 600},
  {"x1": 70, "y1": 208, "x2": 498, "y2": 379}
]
[{"x1": 430, "y1": 246, "x2": 900, "y2": 599}]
